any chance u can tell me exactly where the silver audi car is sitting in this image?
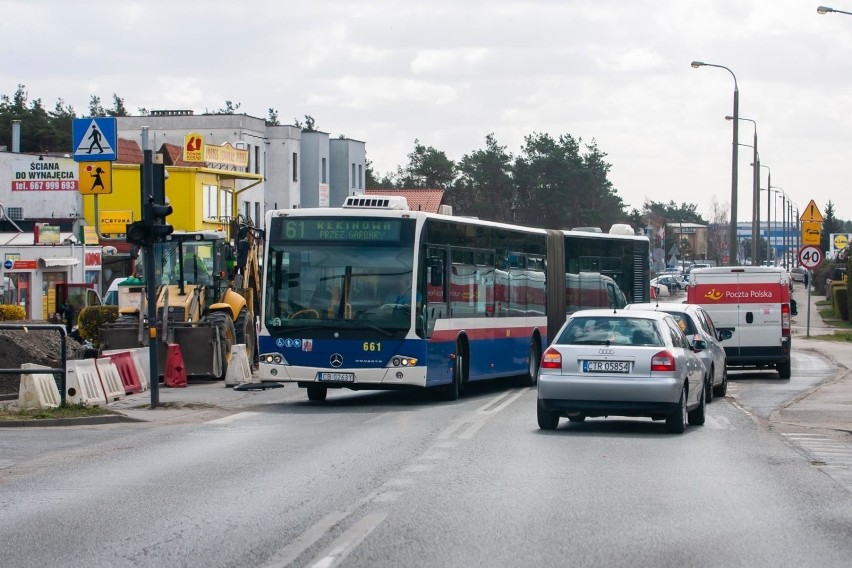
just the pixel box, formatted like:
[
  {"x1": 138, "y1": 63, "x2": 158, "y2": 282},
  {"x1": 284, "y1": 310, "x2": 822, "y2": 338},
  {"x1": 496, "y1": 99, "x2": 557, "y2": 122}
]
[{"x1": 537, "y1": 309, "x2": 706, "y2": 433}]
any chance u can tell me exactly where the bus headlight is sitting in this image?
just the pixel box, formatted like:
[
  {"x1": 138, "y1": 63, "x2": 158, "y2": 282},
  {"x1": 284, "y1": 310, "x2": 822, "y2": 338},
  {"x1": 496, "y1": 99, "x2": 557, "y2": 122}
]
[
  {"x1": 389, "y1": 357, "x2": 417, "y2": 367},
  {"x1": 260, "y1": 353, "x2": 287, "y2": 365}
]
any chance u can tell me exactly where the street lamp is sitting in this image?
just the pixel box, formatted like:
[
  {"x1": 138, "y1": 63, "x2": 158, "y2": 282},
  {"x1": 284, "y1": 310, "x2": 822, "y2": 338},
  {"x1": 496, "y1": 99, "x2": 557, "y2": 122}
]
[
  {"x1": 692, "y1": 60, "x2": 739, "y2": 266},
  {"x1": 772, "y1": 187, "x2": 785, "y2": 265},
  {"x1": 758, "y1": 164, "x2": 772, "y2": 263},
  {"x1": 727, "y1": 115, "x2": 759, "y2": 264},
  {"x1": 817, "y1": 5, "x2": 852, "y2": 16}
]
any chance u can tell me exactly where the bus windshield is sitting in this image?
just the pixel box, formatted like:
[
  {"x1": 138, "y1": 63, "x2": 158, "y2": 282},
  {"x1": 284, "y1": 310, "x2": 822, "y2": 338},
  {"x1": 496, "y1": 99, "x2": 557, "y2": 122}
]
[{"x1": 264, "y1": 242, "x2": 416, "y2": 335}]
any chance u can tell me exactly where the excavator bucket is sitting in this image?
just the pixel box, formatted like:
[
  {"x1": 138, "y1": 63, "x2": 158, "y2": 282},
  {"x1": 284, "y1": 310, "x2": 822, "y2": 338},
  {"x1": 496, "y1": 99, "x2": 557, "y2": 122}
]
[{"x1": 171, "y1": 323, "x2": 224, "y2": 379}]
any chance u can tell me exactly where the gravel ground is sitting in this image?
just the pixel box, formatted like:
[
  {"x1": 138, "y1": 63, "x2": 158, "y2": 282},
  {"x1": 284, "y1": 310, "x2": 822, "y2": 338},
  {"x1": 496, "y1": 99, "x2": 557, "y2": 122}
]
[{"x1": 0, "y1": 322, "x2": 87, "y2": 397}]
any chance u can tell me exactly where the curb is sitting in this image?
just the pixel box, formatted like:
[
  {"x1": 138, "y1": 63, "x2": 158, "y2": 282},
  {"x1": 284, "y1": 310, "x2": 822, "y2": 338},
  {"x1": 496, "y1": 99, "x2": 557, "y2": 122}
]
[{"x1": 0, "y1": 413, "x2": 143, "y2": 428}]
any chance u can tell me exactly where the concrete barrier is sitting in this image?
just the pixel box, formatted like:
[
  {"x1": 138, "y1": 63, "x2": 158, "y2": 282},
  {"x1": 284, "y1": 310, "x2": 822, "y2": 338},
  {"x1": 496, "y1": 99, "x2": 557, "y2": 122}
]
[
  {"x1": 94, "y1": 358, "x2": 125, "y2": 402},
  {"x1": 225, "y1": 344, "x2": 256, "y2": 386},
  {"x1": 18, "y1": 363, "x2": 61, "y2": 410},
  {"x1": 66, "y1": 359, "x2": 107, "y2": 406}
]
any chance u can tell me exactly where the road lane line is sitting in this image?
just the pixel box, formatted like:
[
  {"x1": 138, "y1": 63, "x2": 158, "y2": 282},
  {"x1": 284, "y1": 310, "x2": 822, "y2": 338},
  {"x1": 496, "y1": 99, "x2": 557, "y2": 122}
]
[
  {"x1": 475, "y1": 391, "x2": 515, "y2": 413},
  {"x1": 261, "y1": 511, "x2": 348, "y2": 568},
  {"x1": 205, "y1": 412, "x2": 259, "y2": 425},
  {"x1": 309, "y1": 512, "x2": 388, "y2": 568},
  {"x1": 437, "y1": 419, "x2": 472, "y2": 440},
  {"x1": 479, "y1": 388, "x2": 527, "y2": 415}
]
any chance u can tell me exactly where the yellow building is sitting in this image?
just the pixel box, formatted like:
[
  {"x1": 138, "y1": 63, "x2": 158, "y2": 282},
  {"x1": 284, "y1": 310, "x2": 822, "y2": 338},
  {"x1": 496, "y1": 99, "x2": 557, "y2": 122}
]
[{"x1": 82, "y1": 164, "x2": 263, "y2": 237}]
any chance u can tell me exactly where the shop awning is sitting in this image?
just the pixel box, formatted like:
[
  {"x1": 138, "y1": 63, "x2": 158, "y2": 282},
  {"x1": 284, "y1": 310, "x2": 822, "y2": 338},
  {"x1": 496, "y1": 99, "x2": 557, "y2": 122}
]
[{"x1": 39, "y1": 257, "x2": 79, "y2": 267}]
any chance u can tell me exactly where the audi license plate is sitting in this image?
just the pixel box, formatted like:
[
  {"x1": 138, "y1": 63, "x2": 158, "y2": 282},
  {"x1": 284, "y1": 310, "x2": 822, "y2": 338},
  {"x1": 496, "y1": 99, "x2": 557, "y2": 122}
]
[
  {"x1": 583, "y1": 360, "x2": 630, "y2": 373},
  {"x1": 318, "y1": 372, "x2": 355, "y2": 382}
]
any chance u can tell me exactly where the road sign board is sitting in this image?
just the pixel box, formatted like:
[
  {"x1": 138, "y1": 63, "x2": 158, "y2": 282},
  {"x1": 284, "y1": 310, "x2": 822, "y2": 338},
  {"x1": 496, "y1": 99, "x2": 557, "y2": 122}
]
[
  {"x1": 802, "y1": 221, "x2": 821, "y2": 246},
  {"x1": 72, "y1": 117, "x2": 117, "y2": 162},
  {"x1": 798, "y1": 245, "x2": 824, "y2": 270},
  {"x1": 78, "y1": 162, "x2": 112, "y2": 195},
  {"x1": 800, "y1": 199, "x2": 824, "y2": 223}
]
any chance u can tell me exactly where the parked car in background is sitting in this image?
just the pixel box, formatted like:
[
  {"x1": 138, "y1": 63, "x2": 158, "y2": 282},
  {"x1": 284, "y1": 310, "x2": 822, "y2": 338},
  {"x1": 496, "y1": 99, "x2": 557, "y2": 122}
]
[
  {"x1": 651, "y1": 275, "x2": 687, "y2": 294},
  {"x1": 537, "y1": 309, "x2": 707, "y2": 433},
  {"x1": 624, "y1": 303, "x2": 732, "y2": 401},
  {"x1": 790, "y1": 267, "x2": 806, "y2": 282}
]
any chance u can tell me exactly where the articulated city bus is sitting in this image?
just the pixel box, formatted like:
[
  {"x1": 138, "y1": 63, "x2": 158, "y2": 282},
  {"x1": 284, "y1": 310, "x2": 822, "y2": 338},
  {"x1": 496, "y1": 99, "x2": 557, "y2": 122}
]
[{"x1": 258, "y1": 196, "x2": 649, "y2": 401}]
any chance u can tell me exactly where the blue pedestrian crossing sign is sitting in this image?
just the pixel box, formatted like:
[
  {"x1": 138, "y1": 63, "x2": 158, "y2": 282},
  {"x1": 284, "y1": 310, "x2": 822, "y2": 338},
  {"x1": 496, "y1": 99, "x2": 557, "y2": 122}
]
[{"x1": 72, "y1": 117, "x2": 117, "y2": 162}]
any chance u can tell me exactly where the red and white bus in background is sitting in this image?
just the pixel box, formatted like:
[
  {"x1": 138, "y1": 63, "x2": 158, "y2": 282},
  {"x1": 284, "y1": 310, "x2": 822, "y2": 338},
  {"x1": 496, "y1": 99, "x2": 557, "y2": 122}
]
[
  {"x1": 259, "y1": 196, "x2": 650, "y2": 401},
  {"x1": 687, "y1": 266, "x2": 792, "y2": 378}
]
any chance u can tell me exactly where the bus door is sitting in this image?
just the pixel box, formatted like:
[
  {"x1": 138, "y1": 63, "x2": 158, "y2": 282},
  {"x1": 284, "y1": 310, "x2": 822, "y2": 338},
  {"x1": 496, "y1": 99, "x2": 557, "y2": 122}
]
[{"x1": 425, "y1": 247, "x2": 448, "y2": 337}]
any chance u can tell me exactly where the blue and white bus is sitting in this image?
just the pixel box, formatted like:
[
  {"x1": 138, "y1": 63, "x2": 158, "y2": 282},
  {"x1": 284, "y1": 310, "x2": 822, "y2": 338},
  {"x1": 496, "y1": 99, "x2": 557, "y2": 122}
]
[{"x1": 258, "y1": 196, "x2": 649, "y2": 401}]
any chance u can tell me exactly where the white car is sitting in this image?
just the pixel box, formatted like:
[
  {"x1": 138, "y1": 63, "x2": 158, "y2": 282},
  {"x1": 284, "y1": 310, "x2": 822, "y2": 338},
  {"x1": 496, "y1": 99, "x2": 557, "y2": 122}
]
[{"x1": 537, "y1": 309, "x2": 707, "y2": 433}]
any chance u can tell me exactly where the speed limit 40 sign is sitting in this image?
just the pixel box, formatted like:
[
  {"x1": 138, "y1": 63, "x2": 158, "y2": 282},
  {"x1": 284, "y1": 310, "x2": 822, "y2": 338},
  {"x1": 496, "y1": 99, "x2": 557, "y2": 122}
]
[{"x1": 798, "y1": 245, "x2": 824, "y2": 270}]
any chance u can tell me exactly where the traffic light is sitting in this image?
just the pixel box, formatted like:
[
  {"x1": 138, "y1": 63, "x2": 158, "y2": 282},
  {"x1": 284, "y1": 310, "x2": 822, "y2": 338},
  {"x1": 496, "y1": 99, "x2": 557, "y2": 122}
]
[
  {"x1": 126, "y1": 221, "x2": 151, "y2": 247},
  {"x1": 149, "y1": 200, "x2": 174, "y2": 241}
]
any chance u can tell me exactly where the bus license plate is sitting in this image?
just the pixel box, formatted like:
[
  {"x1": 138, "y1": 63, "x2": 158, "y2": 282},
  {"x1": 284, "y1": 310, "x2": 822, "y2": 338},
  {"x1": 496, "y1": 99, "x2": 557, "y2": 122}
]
[
  {"x1": 318, "y1": 372, "x2": 355, "y2": 382},
  {"x1": 584, "y1": 361, "x2": 630, "y2": 373}
]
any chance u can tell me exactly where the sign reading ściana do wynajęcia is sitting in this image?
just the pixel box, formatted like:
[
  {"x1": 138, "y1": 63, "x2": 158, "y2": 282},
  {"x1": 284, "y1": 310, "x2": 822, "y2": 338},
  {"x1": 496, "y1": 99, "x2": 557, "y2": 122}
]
[{"x1": 10, "y1": 158, "x2": 78, "y2": 191}]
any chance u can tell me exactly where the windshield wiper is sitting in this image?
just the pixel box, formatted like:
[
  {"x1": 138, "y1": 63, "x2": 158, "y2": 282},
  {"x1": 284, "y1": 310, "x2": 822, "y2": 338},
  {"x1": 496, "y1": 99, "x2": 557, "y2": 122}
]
[{"x1": 338, "y1": 321, "x2": 395, "y2": 337}]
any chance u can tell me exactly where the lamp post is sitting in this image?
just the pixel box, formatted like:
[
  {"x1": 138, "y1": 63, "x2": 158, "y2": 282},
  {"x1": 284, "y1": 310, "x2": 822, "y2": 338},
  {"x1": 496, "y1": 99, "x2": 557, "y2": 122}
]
[
  {"x1": 817, "y1": 5, "x2": 852, "y2": 16},
  {"x1": 727, "y1": 115, "x2": 759, "y2": 264},
  {"x1": 772, "y1": 186, "x2": 785, "y2": 264},
  {"x1": 693, "y1": 60, "x2": 739, "y2": 266},
  {"x1": 759, "y1": 164, "x2": 771, "y2": 263}
]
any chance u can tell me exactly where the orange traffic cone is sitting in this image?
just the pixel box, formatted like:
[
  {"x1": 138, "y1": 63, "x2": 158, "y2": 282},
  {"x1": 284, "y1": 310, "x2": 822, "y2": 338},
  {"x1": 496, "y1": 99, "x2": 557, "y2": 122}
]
[{"x1": 164, "y1": 343, "x2": 187, "y2": 388}]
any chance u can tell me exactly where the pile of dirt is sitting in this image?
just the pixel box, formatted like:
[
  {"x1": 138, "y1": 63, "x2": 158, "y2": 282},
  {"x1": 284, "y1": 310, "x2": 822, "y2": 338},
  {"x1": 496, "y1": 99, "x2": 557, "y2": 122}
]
[{"x1": 0, "y1": 322, "x2": 88, "y2": 397}]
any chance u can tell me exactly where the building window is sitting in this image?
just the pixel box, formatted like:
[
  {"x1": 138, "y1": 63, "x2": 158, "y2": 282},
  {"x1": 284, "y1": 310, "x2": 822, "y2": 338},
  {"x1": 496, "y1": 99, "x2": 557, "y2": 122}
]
[
  {"x1": 321, "y1": 158, "x2": 327, "y2": 184},
  {"x1": 255, "y1": 146, "x2": 260, "y2": 174},
  {"x1": 203, "y1": 184, "x2": 218, "y2": 219},
  {"x1": 244, "y1": 201, "x2": 251, "y2": 221},
  {"x1": 220, "y1": 190, "x2": 232, "y2": 221},
  {"x1": 358, "y1": 164, "x2": 363, "y2": 189},
  {"x1": 293, "y1": 152, "x2": 298, "y2": 181},
  {"x1": 255, "y1": 202, "x2": 261, "y2": 227},
  {"x1": 352, "y1": 163, "x2": 356, "y2": 188}
]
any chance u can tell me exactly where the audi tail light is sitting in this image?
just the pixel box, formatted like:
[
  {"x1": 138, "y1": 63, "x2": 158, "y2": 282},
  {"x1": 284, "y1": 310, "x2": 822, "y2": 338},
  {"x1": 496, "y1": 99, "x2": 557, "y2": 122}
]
[
  {"x1": 781, "y1": 303, "x2": 790, "y2": 337},
  {"x1": 651, "y1": 351, "x2": 676, "y2": 372},
  {"x1": 541, "y1": 347, "x2": 562, "y2": 369}
]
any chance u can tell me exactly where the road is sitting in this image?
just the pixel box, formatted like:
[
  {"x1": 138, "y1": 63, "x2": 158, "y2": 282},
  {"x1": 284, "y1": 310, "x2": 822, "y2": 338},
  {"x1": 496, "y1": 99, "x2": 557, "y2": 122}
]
[{"x1": 1, "y1": 349, "x2": 852, "y2": 568}]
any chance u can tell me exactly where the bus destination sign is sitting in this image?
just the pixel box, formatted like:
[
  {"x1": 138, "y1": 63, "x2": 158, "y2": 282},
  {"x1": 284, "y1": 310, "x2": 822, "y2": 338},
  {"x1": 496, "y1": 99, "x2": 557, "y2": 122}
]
[{"x1": 281, "y1": 219, "x2": 402, "y2": 242}]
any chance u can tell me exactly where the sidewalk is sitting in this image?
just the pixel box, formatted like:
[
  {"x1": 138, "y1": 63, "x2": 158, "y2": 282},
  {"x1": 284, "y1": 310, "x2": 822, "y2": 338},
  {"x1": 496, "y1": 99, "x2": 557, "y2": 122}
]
[{"x1": 778, "y1": 281, "x2": 852, "y2": 438}]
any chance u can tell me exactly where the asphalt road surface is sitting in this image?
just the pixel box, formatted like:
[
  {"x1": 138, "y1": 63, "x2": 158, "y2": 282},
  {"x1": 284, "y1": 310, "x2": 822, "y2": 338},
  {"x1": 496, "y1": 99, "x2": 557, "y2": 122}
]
[{"x1": 1, "y1": 357, "x2": 851, "y2": 568}]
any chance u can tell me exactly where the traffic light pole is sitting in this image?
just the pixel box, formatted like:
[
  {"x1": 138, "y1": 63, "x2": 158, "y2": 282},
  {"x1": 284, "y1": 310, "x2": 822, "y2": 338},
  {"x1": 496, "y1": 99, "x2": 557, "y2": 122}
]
[{"x1": 141, "y1": 149, "x2": 160, "y2": 408}]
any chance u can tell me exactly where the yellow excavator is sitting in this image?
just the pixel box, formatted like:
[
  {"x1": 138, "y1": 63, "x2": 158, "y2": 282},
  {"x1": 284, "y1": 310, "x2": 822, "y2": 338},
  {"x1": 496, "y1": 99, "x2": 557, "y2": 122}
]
[{"x1": 100, "y1": 217, "x2": 262, "y2": 380}]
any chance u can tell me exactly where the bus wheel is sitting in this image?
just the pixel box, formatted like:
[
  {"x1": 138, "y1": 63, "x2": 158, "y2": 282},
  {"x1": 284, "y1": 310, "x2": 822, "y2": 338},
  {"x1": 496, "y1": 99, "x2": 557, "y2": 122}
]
[
  {"x1": 441, "y1": 351, "x2": 464, "y2": 401},
  {"x1": 520, "y1": 340, "x2": 540, "y2": 387},
  {"x1": 307, "y1": 385, "x2": 327, "y2": 401}
]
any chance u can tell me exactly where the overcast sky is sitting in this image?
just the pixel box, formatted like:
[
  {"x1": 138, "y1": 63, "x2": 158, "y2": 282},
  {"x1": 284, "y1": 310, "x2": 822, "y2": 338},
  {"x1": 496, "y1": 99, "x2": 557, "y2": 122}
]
[{"x1": 3, "y1": 0, "x2": 852, "y2": 225}]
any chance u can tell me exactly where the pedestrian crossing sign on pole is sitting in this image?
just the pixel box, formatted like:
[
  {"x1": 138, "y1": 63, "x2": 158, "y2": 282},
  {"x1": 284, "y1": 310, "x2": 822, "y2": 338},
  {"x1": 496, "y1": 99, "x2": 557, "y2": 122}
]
[{"x1": 72, "y1": 117, "x2": 117, "y2": 162}]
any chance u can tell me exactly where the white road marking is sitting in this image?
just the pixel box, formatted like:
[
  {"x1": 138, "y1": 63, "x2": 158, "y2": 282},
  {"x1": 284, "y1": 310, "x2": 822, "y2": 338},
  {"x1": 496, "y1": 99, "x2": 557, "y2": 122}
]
[
  {"x1": 479, "y1": 389, "x2": 527, "y2": 414},
  {"x1": 261, "y1": 511, "x2": 349, "y2": 568},
  {"x1": 309, "y1": 512, "x2": 388, "y2": 568},
  {"x1": 205, "y1": 411, "x2": 258, "y2": 425},
  {"x1": 782, "y1": 433, "x2": 852, "y2": 492}
]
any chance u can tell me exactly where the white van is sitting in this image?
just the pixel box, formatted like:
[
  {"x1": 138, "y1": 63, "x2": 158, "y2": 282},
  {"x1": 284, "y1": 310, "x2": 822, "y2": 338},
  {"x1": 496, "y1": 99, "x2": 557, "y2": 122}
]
[{"x1": 687, "y1": 267, "x2": 792, "y2": 378}]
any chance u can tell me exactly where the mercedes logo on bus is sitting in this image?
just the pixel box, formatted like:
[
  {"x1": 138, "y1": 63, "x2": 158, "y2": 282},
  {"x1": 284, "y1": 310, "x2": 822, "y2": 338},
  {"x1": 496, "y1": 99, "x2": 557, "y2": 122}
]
[{"x1": 330, "y1": 353, "x2": 344, "y2": 368}]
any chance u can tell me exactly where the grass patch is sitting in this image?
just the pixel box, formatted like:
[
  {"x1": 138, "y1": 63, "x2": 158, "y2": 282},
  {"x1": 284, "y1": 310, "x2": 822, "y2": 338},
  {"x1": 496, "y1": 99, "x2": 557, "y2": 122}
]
[
  {"x1": 802, "y1": 330, "x2": 852, "y2": 342},
  {"x1": 0, "y1": 402, "x2": 116, "y2": 421}
]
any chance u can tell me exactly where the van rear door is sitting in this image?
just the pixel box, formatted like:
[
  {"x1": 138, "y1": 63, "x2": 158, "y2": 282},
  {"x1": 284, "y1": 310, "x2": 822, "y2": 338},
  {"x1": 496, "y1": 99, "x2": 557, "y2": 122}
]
[{"x1": 735, "y1": 270, "x2": 787, "y2": 362}]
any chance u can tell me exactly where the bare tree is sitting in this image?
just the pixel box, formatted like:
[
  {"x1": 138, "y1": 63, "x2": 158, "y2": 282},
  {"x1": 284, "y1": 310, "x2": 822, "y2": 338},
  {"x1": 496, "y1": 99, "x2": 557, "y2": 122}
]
[{"x1": 706, "y1": 195, "x2": 729, "y2": 266}]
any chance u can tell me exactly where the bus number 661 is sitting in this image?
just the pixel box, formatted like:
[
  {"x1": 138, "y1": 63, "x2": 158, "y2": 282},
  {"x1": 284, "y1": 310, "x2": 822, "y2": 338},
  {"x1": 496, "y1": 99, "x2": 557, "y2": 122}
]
[{"x1": 363, "y1": 342, "x2": 381, "y2": 352}]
